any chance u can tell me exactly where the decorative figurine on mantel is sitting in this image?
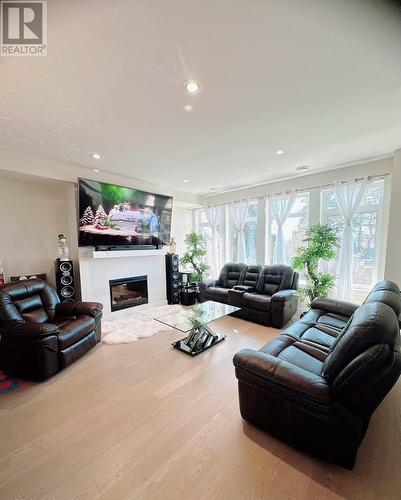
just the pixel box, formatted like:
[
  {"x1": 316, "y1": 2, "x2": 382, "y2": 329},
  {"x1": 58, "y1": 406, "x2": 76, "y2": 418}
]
[
  {"x1": 57, "y1": 234, "x2": 70, "y2": 261},
  {"x1": 169, "y1": 237, "x2": 177, "y2": 255}
]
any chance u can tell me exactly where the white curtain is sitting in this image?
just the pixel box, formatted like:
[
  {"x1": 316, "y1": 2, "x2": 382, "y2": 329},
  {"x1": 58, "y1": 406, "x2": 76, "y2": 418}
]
[
  {"x1": 204, "y1": 205, "x2": 222, "y2": 278},
  {"x1": 270, "y1": 192, "x2": 296, "y2": 265},
  {"x1": 230, "y1": 200, "x2": 249, "y2": 263},
  {"x1": 334, "y1": 178, "x2": 370, "y2": 300}
]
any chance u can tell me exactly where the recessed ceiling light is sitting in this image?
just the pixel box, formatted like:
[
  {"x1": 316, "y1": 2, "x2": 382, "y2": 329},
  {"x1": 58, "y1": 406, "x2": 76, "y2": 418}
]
[
  {"x1": 183, "y1": 179, "x2": 189, "y2": 183},
  {"x1": 93, "y1": 168, "x2": 100, "y2": 173},
  {"x1": 92, "y1": 153, "x2": 101, "y2": 160},
  {"x1": 296, "y1": 165, "x2": 309, "y2": 172},
  {"x1": 185, "y1": 80, "x2": 201, "y2": 94},
  {"x1": 276, "y1": 149, "x2": 286, "y2": 155},
  {"x1": 184, "y1": 104, "x2": 194, "y2": 112}
]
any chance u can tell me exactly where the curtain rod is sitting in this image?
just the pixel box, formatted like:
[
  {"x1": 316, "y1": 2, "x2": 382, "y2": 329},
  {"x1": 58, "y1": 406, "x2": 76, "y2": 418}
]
[{"x1": 203, "y1": 173, "x2": 390, "y2": 207}]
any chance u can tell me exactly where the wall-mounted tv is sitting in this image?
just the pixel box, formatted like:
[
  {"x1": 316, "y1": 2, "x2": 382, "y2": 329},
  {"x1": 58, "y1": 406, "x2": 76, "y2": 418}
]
[{"x1": 78, "y1": 178, "x2": 173, "y2": 248}]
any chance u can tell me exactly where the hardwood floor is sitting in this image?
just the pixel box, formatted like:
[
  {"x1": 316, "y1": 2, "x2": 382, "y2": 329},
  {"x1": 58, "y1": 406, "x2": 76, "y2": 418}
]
[{"x1": 0, "y1": 315, "x2": 400, "y2": 500}]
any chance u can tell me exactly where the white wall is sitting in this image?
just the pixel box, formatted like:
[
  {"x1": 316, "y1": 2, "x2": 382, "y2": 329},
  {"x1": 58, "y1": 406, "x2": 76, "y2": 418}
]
[
  {"x1": 171, "y1": 204, "x2": 192, "y2": 257},
  {"x1": 0, "y1": 173, "x2": 77, "y2": 287},
  {"x1": 0, "y1": 170, "x2": 193, "y2": 291}
]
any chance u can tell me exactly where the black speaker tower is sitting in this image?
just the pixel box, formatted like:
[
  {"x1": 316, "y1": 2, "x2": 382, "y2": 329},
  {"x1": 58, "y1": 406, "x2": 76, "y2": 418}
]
[
  {"x1": 55, "y1": 259, "x2": 76, "y2": 303},
  {"x1": 165, "y1": 253, "x2": 180, "y2": 304}
]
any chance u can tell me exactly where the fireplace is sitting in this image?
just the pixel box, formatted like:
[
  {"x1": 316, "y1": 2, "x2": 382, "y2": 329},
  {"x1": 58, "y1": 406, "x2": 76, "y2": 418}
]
[{"x1": 109, "y1": 275, "x2": 148, "y2": 312}]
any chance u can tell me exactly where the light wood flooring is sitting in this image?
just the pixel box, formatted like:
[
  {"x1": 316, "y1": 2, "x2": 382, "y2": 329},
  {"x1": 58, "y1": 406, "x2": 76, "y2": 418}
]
[{"x1": 0, "y1": 315, "x2": 400, "y2": 500}]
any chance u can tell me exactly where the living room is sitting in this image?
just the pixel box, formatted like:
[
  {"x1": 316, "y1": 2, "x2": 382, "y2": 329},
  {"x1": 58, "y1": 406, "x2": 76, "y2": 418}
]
[{"x1": 0, "y1": 1, "x2": 401, "y2": 499}]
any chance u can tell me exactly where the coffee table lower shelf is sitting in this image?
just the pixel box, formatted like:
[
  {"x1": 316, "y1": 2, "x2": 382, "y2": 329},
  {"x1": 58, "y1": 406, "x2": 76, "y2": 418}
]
[{"x1": 172, "y1": 325, "x2": 226, "y2": 356}]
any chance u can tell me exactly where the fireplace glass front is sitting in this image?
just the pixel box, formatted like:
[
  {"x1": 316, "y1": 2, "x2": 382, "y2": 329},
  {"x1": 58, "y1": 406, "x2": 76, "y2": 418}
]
[{"x1": 109, "y1": 275, "x2": 148, "y2": 312}]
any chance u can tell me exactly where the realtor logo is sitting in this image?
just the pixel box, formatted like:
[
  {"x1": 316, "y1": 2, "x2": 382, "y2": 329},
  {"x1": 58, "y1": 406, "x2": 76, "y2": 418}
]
[{"x1": 1, "y1": 1, "x2": 47, "y2": 56}]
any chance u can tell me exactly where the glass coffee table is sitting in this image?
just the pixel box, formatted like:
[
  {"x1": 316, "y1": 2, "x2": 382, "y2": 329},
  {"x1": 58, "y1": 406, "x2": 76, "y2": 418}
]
[{"x1": 154, "y1": 301, "x2": 240, "y2": 356}]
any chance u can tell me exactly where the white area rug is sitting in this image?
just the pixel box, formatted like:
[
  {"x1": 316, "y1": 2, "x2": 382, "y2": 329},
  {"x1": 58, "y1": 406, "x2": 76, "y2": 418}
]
[{"x1": 102, "y1": 304, "x2": 184, "y2": 344}]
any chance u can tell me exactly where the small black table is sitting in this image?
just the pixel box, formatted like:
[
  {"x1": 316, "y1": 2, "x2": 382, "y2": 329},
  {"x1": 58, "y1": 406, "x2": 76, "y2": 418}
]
[{"x1": 180, "y1": 289, "x2": 197, "y2": 306}]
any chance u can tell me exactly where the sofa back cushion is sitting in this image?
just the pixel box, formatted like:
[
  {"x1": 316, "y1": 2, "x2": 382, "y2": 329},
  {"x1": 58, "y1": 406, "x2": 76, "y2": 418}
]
[
  {"x1": 218, "y1": 263, "x2": 246, "y2": 289},
  {"x1": 322, "y1": 302, "x2": 400, "y2": 384},
  {"x1": 0, "y1": 279, "x2": 60, "y2": 326},
  {"x1": 241, "y1": 265, "x2": 262, "y2": 287},
  {"x1": 256, "y1": 265, "x2": 295, "y2": 295},
  {"x1": 363, "y1": 280, "x2": 401, "y2": 317}
]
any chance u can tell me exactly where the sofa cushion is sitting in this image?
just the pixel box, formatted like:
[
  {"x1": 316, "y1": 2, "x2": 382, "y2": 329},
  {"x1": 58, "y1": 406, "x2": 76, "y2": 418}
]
[
  {"x1": 56, "y1": 314, "x2": 95, "y2": 349},
  {"x1": 368, "y1": 280, "x2": 400, "y2": 295},
  {"x1": 241, "y1": 292, "x2": 271, "y2": 312},
  {"x1": 0, "y1": 278, "x2": 60, "y2": 326},
  {"x1": 218, "y1": 263, "x2": 246, "y2": 289},
  {"x1": 242, "y1": 265, "x2": 262, "y2": 287},
  {"x1": 259, "y1": 334, "x2": 326, "y2": 376},
  {"x1": 256, "y1": 265, "x2": 294, "y2": 295},
  {"x1": 280, "y1": 309, "x2": 346, "y2": 353},
  {"x1": 364, "y1": 289, "x2": 401, "y2": 317},
  {"x1": 205, "y1": 287, "x2": 229, "y2": 304}
]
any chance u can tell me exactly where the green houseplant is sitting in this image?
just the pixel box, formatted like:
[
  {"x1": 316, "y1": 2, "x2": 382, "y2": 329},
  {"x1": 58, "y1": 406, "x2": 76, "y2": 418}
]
[
  {"x1": 292, "y1": 223, "x2": 339, "y2": 306},
  {"x1": 180, "y1": 232, "x2": 210, "y2": 282}
]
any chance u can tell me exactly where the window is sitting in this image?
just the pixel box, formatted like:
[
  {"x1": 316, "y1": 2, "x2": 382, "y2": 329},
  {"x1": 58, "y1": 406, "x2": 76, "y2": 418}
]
[
  {"x1": 193, "y1": 208, "x2": 225, "y2": 272},
  {"x1": 230, "y1": 200, "x2": 258, "y2": 264},
  {"x1": 193, "y1": 177, "x2": 386, "y2": 302},
  {"x1": 321, "y1": 180, "x2": 384, "y2": 302},
  {"x1": 267, "y1": 193, "x2": 310, "y2": 265}
]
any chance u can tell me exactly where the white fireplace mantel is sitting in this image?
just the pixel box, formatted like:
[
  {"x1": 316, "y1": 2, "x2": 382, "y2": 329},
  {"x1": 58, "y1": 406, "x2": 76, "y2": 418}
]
[
  {"x1": 90, "y1": 249, "x2": 167, "y2": 259},
  {"x1": 78, "y1": 247, "x2": 168, "y2": 318}
]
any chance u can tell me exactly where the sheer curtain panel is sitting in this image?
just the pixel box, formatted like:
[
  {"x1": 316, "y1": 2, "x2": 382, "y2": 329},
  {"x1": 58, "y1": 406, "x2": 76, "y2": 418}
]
[
  {"x1": 270, "y1": 192, "x2": 296, "y2": 264},
  {"x1": 334, "y1": 178, "x2": 370, "y2": 300},
  {"x1": 204, "y1": 205, "x2": 222, "y2": 277},
  {"x1": 230, "y1": 200, "x2": 249, "y2": 263}
]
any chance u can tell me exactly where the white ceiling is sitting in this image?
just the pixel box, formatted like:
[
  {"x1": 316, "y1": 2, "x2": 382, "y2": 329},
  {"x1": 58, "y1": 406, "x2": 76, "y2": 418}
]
[{"x1": 1, "y1": 0, "x2": 401, "y2": 195}]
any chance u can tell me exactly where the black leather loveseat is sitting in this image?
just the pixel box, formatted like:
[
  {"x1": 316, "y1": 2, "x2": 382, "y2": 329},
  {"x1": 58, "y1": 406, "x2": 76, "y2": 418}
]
[
  {"x1": 199, "y1": 263, "x2": 299, "y2": 328},
  {"x1": 0, "y1": 279, "x2": 103, "y2": 380},
  {"x1": 233, "y1": 281, "x2": 401, "y2": 468}
]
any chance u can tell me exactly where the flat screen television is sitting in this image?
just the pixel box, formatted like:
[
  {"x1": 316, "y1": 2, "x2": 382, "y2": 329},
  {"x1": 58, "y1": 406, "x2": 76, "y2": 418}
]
[{"x1": 78, "y1": 178, "x2": 173, "y2": 248}]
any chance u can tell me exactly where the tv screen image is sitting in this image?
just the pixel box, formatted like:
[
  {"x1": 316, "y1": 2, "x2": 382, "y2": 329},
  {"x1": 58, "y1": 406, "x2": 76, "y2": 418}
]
[{"x1": 78, "y1": 178, "x2": 173, "y2": 247}]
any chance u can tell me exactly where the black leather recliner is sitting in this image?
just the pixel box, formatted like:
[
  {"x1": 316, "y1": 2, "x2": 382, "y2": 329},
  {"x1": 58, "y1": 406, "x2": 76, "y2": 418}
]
[
  {"x1": 0, "y1": 279, "x2": 103, "y2": 380},
  {"x1": 233, "y1": 280, "x2": 401, "y2": 468},
  {"x1": 199, "y1": 263, "x2": 299, "y2": 328}
]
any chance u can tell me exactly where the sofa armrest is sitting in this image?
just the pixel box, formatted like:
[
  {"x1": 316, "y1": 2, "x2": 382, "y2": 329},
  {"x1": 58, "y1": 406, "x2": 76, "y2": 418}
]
[
  {"x1": 1, "y1": 321, "x2": 60, "y2": 338},
  {"x1": 310, "y1": 297, "x2": 358, "y2": 318},
  {"x1": 56, "y1": 302, "x2": 103, "y2": 318},
  {"x1": 233, "y1": 348, "x2": 331, "y2": 402},
  {"x1": 271, "y1": 289, "x2": 299, "y2": 303}
]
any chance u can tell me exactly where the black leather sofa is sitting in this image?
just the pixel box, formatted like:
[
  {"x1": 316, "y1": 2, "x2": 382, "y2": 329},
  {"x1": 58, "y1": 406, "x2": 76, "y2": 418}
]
[
  {"x1": 0, "y1": 279, "x2": 103, "y2": 381},
  {"x1": 199, "y1": 263, "x2": 299, "y2": 328},
  {"x1": 233, "y1": 280, "x2": 401, "y2": 468}
]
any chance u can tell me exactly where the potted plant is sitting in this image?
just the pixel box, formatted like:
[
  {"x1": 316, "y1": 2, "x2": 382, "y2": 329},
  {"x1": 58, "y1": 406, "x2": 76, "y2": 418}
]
[
  {"x1": 180, "y1": 232, "x2": 210, "y2": 283},
  {"x1": 292, "y1": 223, "x2": 339, "y2": 306}
]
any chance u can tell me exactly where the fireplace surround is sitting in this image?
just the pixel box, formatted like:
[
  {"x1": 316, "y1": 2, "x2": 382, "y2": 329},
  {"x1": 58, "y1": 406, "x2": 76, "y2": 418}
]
[
  {"x1": 109, "y1": 275, "x2": 148, "y2": 312},
  {"x1": 79, "y1": 247, "x2": 167, "y2": 317}
]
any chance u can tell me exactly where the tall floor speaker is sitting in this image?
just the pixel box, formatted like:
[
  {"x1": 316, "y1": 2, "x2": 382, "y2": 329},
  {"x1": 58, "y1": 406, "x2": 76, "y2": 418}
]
[
  {"x1": 55, "y1": 259, "x2": 76, "y2": 303},
  {"x1": 165, "y1": 253, "x2": 180, "y2": 304}
]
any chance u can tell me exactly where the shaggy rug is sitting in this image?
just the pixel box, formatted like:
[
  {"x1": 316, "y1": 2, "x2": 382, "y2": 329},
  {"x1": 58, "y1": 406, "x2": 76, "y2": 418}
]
[{"x1": 102, "y1": 304, "x2": 184, "y2": 344}]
